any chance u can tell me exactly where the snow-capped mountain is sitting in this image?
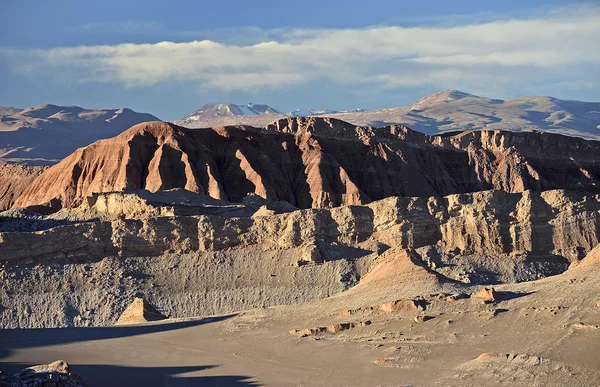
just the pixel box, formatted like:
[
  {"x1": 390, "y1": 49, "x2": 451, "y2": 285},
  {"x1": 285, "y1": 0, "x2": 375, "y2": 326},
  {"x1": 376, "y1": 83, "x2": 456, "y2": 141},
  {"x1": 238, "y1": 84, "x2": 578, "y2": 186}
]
[
  {"x1": 175, "y1": 103, "x2": 367, "y2": 128},
  {"x1": 174, "y1": 103, "x2": 284, "y2": 128},
  {"x1": 181, "y1": 103, "x2": 280, "y2": 121},
  {"x1": 173, "y1": 91, "x2": 600, "y2": 140}
]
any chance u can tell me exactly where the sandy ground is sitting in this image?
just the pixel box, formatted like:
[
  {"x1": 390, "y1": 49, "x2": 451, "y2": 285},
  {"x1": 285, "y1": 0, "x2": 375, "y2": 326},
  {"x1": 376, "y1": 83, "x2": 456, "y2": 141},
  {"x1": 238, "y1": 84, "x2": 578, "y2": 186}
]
[{"x1": 1, "y1": 253, "x2": 599, "y2": 386}]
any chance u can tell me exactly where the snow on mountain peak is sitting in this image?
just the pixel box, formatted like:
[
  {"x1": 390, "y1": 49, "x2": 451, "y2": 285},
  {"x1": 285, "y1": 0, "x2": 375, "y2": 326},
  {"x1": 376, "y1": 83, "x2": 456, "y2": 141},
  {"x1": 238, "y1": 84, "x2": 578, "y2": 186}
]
[{"x1": 182, "y1": 103, "x2": 280, "y2": 121}]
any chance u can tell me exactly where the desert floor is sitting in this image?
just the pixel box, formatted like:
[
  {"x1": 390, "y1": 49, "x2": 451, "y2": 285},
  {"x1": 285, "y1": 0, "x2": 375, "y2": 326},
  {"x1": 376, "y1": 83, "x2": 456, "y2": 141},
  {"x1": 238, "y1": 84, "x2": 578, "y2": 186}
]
[{"x1": 1, "y1": 254, "x2": 600, "y2": 387}]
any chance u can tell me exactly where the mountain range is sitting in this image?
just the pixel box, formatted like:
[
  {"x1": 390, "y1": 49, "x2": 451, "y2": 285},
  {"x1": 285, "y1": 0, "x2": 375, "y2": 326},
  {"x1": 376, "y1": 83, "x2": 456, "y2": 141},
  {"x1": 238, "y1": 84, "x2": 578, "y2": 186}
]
[
  {"x1": 174, "y1": 103, "x2": 367, "y2": 128},
  {"x1": 174, "y1": 90, "x2": 600, "y2": 140},
  {"x1": 1, "y1": 90, "x2": 598, "y2": 166},
  {"x1": 0, "y1": 105, "x2": 159, "y2": 165}
]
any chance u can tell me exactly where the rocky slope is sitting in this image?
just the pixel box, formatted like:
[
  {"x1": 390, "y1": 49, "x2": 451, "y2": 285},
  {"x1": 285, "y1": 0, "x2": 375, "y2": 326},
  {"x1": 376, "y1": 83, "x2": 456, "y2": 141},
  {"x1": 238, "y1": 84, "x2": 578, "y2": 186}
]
[
  {"x1": 13, "y1": 118, "x2": 600, "y2": 212},
  {"x1": 0, "y1": 104, "x2": 159, "y2": 165},
  {"x1": 0, "y1": 163, "x2": 46, "y2": 210},
  {"x1": 0, "y1": 106, "x2": 21, "y2": 116}
]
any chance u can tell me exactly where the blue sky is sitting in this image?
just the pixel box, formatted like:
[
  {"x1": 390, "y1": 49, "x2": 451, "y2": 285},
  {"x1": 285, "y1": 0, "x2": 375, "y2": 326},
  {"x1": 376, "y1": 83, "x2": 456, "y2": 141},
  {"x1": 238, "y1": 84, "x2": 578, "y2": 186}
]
[{"x1": 1, "y1": 0, "x2": 599, "y2": 120}]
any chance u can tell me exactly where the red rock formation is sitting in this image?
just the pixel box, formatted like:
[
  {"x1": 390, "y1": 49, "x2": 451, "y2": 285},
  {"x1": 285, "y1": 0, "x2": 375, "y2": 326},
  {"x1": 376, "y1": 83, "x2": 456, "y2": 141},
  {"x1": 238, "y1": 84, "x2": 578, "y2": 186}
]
[
  {"x1": 14, "y1": 118, "x2": 600, "y2": 211},
  {"x1": 0, "y1": 163, "x2": 46, "y2": 210}
]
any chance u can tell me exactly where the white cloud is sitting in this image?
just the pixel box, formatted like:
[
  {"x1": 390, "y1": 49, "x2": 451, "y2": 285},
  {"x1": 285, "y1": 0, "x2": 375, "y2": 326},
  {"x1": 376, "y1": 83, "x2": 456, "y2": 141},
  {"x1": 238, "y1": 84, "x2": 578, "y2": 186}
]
[{"x1": 2, "y1": 5, "x2": 599, "y2": 95}]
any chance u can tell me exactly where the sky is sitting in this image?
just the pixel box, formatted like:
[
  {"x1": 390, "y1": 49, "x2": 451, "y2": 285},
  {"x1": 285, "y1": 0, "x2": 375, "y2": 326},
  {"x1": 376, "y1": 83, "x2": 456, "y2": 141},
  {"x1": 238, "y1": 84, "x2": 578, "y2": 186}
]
[{"x1": 0, "y1": 0, "x2": 599, "y2": 120}]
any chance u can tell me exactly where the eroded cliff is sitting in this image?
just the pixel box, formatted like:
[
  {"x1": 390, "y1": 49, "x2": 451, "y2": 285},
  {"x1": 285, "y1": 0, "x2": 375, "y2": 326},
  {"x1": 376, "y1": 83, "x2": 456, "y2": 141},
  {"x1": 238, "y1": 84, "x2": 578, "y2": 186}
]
[{"x1": 13, "y1": 118, "x2": 600, "y2": 211}]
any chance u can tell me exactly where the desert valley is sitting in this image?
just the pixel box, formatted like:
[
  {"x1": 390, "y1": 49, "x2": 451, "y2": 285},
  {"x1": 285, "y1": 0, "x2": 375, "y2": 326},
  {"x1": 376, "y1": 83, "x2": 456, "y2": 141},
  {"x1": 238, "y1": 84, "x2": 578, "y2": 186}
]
[
  {"x1": 1, "y1": 2, "x2": 600, "y2": 385},
  {"x1": 0, "y1": 104, "x2": 599, "y2": 385}
]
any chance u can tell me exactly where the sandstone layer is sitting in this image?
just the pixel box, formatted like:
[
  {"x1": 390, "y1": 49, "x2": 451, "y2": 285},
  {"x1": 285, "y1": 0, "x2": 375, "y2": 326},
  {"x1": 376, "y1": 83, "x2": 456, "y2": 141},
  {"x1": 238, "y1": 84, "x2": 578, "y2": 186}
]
[
  {"x1": 5, "y1": 189, "x2": 599, "y2": 267},
  {"x1": 13, "y1": 118, "x2": 600, "y2": 212},
  {"x1": 0, "y1": 188, "x2": 598, "y2": 328},
  {"x1": 0, "y1": 190, "x2": 600, "y2": 282}
]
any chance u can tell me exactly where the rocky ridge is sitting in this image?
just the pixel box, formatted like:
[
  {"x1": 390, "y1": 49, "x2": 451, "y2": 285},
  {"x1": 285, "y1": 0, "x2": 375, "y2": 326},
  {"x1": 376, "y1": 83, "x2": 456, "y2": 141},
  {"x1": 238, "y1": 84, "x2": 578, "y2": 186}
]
[
  {"x1": 2, "y1": 188, "x2": 599, "y2": 279},
  {"x1": 13, "y1": 118, "x2": 600, "y2": 212},
  {"x1": 2, "y1": 187, "x2": 598, "y2": 328}
]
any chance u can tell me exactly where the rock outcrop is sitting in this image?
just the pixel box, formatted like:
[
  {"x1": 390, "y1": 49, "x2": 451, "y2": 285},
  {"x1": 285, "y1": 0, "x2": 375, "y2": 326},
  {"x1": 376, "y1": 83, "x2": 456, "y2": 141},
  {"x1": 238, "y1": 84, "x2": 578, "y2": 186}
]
[
  {"x1": 470, "y1": 287, "x2": 499, "y2": 303},
  {"x1": 0, "y1": 360, "x2": 85, "y2": 387},
  {"x1": 115, "y1": 297, "x2": 167, "y2": 325},
  {"x1": 13, "y1": 118, "x2": 600, "y2": 212},
  {"x1": 3, "y1": 189, "x2": 599, "y2": 282}
]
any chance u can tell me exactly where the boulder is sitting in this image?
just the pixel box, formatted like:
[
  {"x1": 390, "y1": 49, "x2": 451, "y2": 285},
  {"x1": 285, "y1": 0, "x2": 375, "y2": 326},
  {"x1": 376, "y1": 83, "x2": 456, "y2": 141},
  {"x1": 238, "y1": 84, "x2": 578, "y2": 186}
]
[
  {"x1": 2, "y1": 360, "x2": 86, "y2": 387},
  {"x1": 379, "y1": 299, "x2": 422, "y2": 314},
  {"x1": 471, "y1": 287, "x2": 499, "y2": 304}
]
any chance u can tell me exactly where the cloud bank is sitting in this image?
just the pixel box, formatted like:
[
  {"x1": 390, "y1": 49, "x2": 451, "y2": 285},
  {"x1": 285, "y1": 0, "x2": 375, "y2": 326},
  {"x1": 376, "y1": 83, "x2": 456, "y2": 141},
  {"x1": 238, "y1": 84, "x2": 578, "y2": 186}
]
[{"x1": 2, "y1": 5, "x2": 600, "y2": 96}]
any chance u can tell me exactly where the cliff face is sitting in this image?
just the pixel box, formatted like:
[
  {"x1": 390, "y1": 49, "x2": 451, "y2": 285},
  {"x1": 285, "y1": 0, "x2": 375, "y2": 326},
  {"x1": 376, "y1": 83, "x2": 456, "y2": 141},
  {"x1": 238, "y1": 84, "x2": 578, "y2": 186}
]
[
  {"x1": 1, "y1": 188, "x2": 599, "y2": 328},
  {"x1": 13, "y1": 118, "x2": 600, "y2": 211},
  {"x1": 3, "y1": 189, "x2": 599, "y2": 276}
]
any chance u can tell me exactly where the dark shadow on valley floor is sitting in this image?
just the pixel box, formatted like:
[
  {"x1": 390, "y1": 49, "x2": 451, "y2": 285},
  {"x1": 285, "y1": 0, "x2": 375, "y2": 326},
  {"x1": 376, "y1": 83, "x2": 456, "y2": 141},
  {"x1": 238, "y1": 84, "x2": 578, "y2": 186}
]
[
  {"x1": 0, "y1": 363, "x2": 262, "y2": 386},
  {"x1": 496, "y1": 291, "x2": 535, "y2": 301},
  {"x1": 0, "y1": 315, "x2": 235, "y2": 359}
]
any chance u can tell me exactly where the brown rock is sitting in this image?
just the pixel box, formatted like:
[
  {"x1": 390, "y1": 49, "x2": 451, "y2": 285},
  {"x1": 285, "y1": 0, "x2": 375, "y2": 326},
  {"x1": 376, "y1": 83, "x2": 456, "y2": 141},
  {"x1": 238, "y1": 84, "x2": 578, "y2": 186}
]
[
  {"x1": 379, "y1": 299, "x2": 422, "y2": 314},
  {"x1": 295, "y1": 243, "x2": 322, "y2": 266},
  {"x1": 476, "y1": 352, "x2": 509, "y2": 361},
  {"x1": 327, "y1": 323, "x2": 353, "y2": 333},
  {"x1": 115, "y1": 297, "x2": 167, "y2": 325},
  {"x1": 445, "y1": 294, "x2": 469, "y2": 303},
  {"x1": 573, "y1": 322, "x2": 600, "y2": 330},
  {"x1": 0, "y1": 163, "x2": 46, "y2": 211},
  {"x1": 7, "y1": 360, "x2": 86, "y2": 386},
  {"x1": 374, "y1": 358, "x2": 394, "y2": 365},
  {"x1": 471, "y1": 287, "x2": 499, "y2": 303},
  {"x1": 413, "y1": 315, "x2": 433, "y2": 323},
  {"x1": 291, "y1": 321, "x2": 372, "y2": 336}
]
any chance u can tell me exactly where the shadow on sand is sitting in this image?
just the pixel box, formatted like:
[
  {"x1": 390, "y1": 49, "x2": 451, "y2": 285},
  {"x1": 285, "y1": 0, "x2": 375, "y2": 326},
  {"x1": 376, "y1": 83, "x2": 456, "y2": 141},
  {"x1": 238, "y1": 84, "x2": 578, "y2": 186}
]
[
  {"x1": 0, "y1": 315, "x2": 262, "y2": 386},
  {"x1": 0, "y1": 315, "x2": 234, "y2": 358},
  {"x1": 496, "y1": 291, "x2": 535, "y2": 301},
  {"x1": 0, "y1": 363, "x2": 262, "y2": 386}
]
